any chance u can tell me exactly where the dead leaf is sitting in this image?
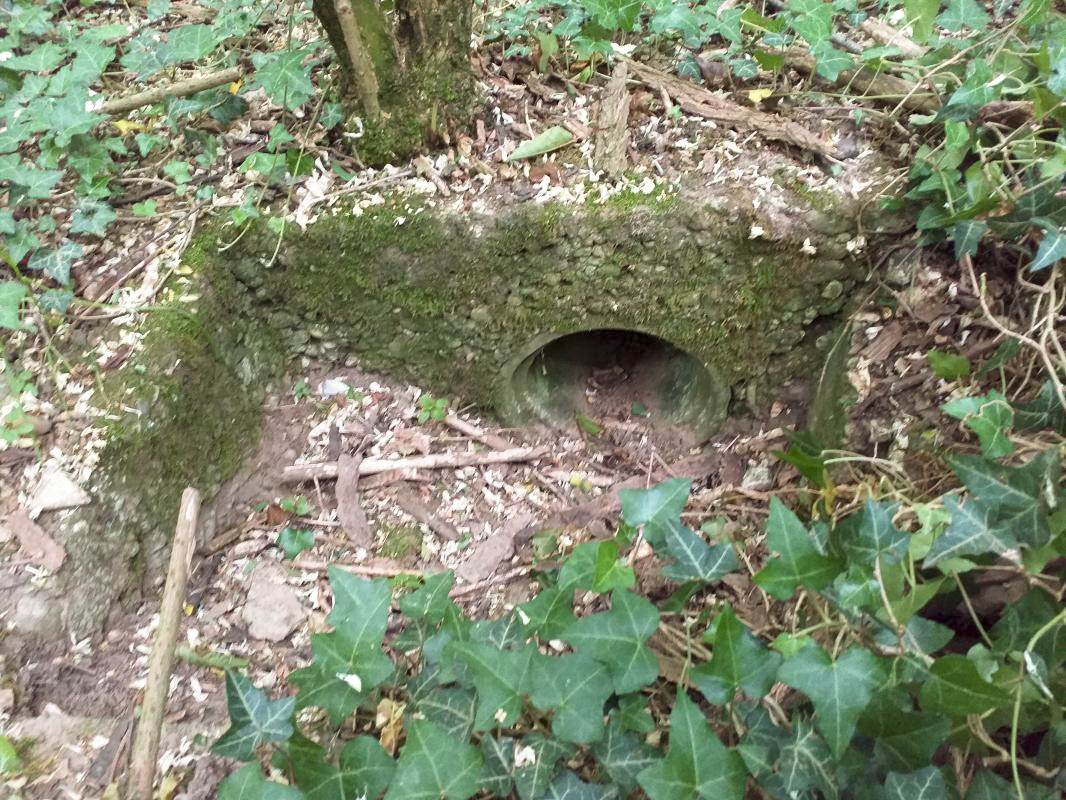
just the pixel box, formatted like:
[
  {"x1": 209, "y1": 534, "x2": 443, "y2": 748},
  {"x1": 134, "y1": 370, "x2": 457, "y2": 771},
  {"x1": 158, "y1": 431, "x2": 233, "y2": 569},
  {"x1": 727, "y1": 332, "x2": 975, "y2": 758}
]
[
  {"x1": 265, "y1": 503, "x2": 290, "y2": 526},
  {"x1": 861, "y1": 321, "x2": 903, "y2": 362},
  {"x1": 4, "y1": 510, "x2": 66, "y2": 571},
  {"x1": 387, "y1": 427, "x2": 432, "y2": 456},
  {"x1": 336, "y1": 453, "x2": 373, "y2": 547},
  {"x1": 376, "y1": 697, "x2": 406, "y2": 755}
]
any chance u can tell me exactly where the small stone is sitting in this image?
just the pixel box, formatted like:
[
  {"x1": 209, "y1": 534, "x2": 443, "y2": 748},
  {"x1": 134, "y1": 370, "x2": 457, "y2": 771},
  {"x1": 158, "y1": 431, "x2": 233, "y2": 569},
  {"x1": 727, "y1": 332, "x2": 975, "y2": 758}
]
[
  {"x1": 29, "y1": 467, "x2": 91, "y2": 516},
  {"x1": 741, "y1": 463, "x2": 773, "y2": 492},
  {"x1": 13, "y1": 592, "x2": 61, "y2": 638},
  {"x1": 821, "y1": 280, "x2": 844, "y2": 300},
  {"x1": 242, "y1": 562, "x2": 306, "y2": 642}
]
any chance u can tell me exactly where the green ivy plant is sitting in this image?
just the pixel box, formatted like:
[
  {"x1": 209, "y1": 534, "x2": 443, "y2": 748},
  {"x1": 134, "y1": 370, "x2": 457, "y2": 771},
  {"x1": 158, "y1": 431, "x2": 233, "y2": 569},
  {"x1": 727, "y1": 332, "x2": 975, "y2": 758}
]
[
  {"x1": 0, "y1": 0, "x2": 337, "y2": 331},
  {"x1": 213, "y1": 405, "x2": 1065, "y2": 799},
  {"x1": 417, "y1": 393, "x2": 449, "y2": 424},
  {"x1": 484, "y1": 0, "x2": 1065, "y2": 274}
]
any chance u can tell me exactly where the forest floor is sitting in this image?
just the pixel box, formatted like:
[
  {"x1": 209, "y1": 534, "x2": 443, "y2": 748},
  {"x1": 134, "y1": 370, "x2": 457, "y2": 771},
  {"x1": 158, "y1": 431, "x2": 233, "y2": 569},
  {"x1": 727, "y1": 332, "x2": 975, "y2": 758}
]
[{"x1": 0, "y1": 16, "x2": 1047, "y2": 800}]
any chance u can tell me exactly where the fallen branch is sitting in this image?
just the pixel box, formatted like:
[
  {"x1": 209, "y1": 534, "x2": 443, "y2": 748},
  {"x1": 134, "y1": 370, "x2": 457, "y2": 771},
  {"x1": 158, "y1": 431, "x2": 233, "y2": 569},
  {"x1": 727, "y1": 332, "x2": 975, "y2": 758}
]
[
  {"x1": 127, "y1": 488, "x2": 200, "y2": 800},
  {"x1": 443, "y1": 413, "x2": 513, "y2": 451},
  {"x1": 100, "y1": 67, "x2": 245, "y2": 116},
  {"x1": 623, "y1": 58, "x2": 837, "y2": 158},
  {"x1": 783, "y1": 49, "x2": 940, "y2": 115},
  {"x1": 395, "y1": 487, "x2": 461, "y2": 541},
  {"x1": 282, "y1": 445, "x2": 550, "y2": 484}
]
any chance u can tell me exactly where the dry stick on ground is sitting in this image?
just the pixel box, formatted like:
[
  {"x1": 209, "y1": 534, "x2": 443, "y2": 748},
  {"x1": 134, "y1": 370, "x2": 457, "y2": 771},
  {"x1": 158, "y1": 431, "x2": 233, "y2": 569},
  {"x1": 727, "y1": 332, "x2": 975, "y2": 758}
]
[
  {"x1": 282, "y1": 445, "x2": 550, "y2": 483},
  {"x1": 783, "y1": 49, "x2": 941, "y2": 115},
  {"x1": 100, "y1": 67, "x2": 245, "y2": 116},
  {"x1": 127, "y1": 487, "x2": 200, "y2": 800},
  {"x1": 622, "y1": 58, "x2": 837, "y2": 158},
  {"x1": 442, "y1": 413, "x2": 513, "y2": 451}
]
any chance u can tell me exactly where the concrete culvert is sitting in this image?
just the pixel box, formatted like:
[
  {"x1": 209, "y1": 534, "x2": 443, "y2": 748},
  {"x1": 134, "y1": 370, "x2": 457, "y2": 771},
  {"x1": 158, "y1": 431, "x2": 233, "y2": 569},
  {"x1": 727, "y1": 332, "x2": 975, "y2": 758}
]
[{"x1": 498, "y1": 328, "x2": 731, "y2": 439}]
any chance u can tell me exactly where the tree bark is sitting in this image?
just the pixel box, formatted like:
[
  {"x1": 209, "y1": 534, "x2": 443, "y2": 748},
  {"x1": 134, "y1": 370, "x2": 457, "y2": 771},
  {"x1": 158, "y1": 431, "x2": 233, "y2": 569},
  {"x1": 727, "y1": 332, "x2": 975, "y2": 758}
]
[{"x1": 312, "y1": 0, "x2": 477, "y2": 165}]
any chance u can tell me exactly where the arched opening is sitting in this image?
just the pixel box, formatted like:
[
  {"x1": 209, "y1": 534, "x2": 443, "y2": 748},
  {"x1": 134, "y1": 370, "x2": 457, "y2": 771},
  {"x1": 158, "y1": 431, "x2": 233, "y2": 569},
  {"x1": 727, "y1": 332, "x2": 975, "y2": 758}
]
[{"x1": 498, "y1": 328, "x2": 729, "y2": 439}]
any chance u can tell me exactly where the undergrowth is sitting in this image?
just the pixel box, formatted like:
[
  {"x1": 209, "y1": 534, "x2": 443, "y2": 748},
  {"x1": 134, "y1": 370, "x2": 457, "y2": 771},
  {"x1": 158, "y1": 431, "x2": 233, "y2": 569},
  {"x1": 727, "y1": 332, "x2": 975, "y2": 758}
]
[{"x1": 214, "y1": 398, "x2": 1065, "y2": 799}]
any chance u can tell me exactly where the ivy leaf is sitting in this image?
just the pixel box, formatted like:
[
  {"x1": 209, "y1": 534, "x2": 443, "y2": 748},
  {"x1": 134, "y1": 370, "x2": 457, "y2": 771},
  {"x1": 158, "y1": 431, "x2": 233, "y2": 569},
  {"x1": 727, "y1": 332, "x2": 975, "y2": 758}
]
[
  {"x1": 760, "y1": 721, "x2": 836, "y2": 799},
  {"x1": 835, "y1": 498, "x2": 908, "y2": 566},
  {"x1": 70, "y1": 43, "x2": 115, "y2": 81},
  {"x1": 288, "y1": 570, "x2": 393, "y2": 724},
  {"x1": 941, "y1": 389, "x2": 1014, "y2": 458},
  {"x1": 414, "y1": 686, "x2": 476, "y2": 739},
  {"x1": 905, "y1": 0, "x2": 939, "y2": 41},
  {"x1": 591, "y1": 715, "x2": 660, "y2": 791},
  {"x1": 777, "y1": 645, "x2": 884, "y2": 758},
  {"x1": 989, "y1": 590, "x2": 1066, "y2": 665},
  {"x1": 618, "y1": 478, "x2": 692, "y2": 548},
  {"x1": 69, "y1": 198, "x2": 116, "y2": 236},
  {"x1": 250, "y1": 50, "x2": 316, "y2": 110},
  {"x1": 326, "y1": 568, "x2": 390, "y2": 636},
  {"x1": 1014, "y1": 381, "x2": 1066, "y2": 434},
  {"x1": 288, "y1": 734, "x2": 395, "y2": 800},
  {"x1": 690, "y1": 604, "x2": 782, "y2": 704},
  {"x1": 217, "y1": 763, "x2": 304, "y2": 800},
  {"x1": 289, "y1": 628, "x2": 395, "y2": 725},
  {"x1": 447, "y1": 640, "x2": 540, "y2": 729},
  {"x1": 922, "y1": 495, "x2": 1020, "y2": 568},
  {"x1": 918, "y1": 653, "x2": 1011, "y2": 714},
  {"x1": 277, "y1": 527, "x2": 314, "y2": 559},
  {"x1": 0, "y1": 283, "x2": 32, "y2": 332},
  {"x1": 5, "y1": 43, "x2": 66, "y2": 72},
  {"x1": 384, "y1": 719, "x2": 482, "y2": 800},
  {"x1": 927, "y1": 350, "x2": 971, "y2": 381},
  {"x1": 753, "y1": 498, "x2": 843, "y2": 599},
  {"x1": 478, "y1": 736, "x2": 516, "y2": 795},
  {"x1": 518, "y1": 585, "x2": 576, "y2": 640},
  {"x1": 659, "y1": 518, "x2": 738, "y2": 582},
  {"x1": 164, "y1": 24, "x2": 217, "y2": 64},
  {"x1": 529, "y1": 653, "x2": 614, "y2": 743},
  {"x1": 28, "y1": 240, "x2": 82, "y2": 285},
  {"x1": 858, "y1": 694, "x2": 952, "y2": 772},
  {"x1": 589, "y1": 540, "x2": 636, "y2": 592},
  {"x1": 949, "y1": 450, "x2": 1058, "y2": 547},
  {"x1": 788, "y1": 0, "x2": 834, "y2": 45},
  {"x1": 952, "y1": 219, "x2": 987, "y2": 258},
  {"x1": 1030, "y1": 220, "x2": 1066, "y2": 271},
  {"x1": 555, "y1": 540, "x2": 634, "y2": 593},
  {"x1": 809, "y1": 41, "x2": 854, "y2": 81},
  {"x1": 514, "y1": 732, "x2": 572, "y2": 800},
  {"x1": 937, "y1": 0, "x2": 991, "y2": 31},
  {"x1": 562, "y1": 590, "x2": 659, "y2": 694},
  {"x1": 636, "y1": 690, "x2": 746, "y2": 800},
  {"x1": 0, "y1": 163, "x2": 63, "y2": 198},
  {"x1": 212, "y1": 671, "x2": 294, "y2": 760},
  {"x1": 397, "y1": 571, "x2": 455, "y2": 623},
  {"x1": 539, "y1": 770, "x2": 621, "y2": 799}
]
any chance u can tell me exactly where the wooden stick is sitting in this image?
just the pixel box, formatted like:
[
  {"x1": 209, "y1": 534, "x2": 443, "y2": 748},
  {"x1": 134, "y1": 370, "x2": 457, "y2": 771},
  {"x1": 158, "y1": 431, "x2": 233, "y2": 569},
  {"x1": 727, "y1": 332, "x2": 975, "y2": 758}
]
[
  {"x1": 127, "y1": 488, "x2": 200, "y2": 800},
  {"x1": 282, "y1": 445, "x2": 550, "y2": 484},
  {"x1": 442, "y1": 413, "x2": 513, "y2": 451},
  {"x1": 100, "y1": 67, "x2": 245, "y2": 116}
]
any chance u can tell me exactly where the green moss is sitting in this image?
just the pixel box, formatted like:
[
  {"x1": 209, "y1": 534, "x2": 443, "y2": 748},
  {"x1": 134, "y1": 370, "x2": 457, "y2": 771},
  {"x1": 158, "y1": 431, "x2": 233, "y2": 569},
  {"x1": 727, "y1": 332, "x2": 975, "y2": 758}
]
[{"x1": 379, "y1": 523, "x2": 423, "y2": 558}]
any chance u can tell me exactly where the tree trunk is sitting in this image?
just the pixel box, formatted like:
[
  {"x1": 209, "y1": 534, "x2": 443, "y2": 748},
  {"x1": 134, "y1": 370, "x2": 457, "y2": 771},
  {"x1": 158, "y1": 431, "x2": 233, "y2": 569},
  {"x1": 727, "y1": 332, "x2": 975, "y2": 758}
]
[{"x1": 313, "y1": 0, "x2": 477, "y2": 166}]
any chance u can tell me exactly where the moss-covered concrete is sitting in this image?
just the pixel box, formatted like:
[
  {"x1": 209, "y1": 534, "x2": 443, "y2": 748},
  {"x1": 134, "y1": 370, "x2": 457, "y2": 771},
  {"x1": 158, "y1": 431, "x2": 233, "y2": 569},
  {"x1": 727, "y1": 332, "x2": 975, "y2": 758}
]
[
  {"x1": 48, "y1": 240, "x2": 290, "y2": 637},
  {"x1": 44, "y1": 158, "x2": 894, "y2": 638},
  {"x1": 215, "y1": 180, "x2": 863, "y2": 424}
]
